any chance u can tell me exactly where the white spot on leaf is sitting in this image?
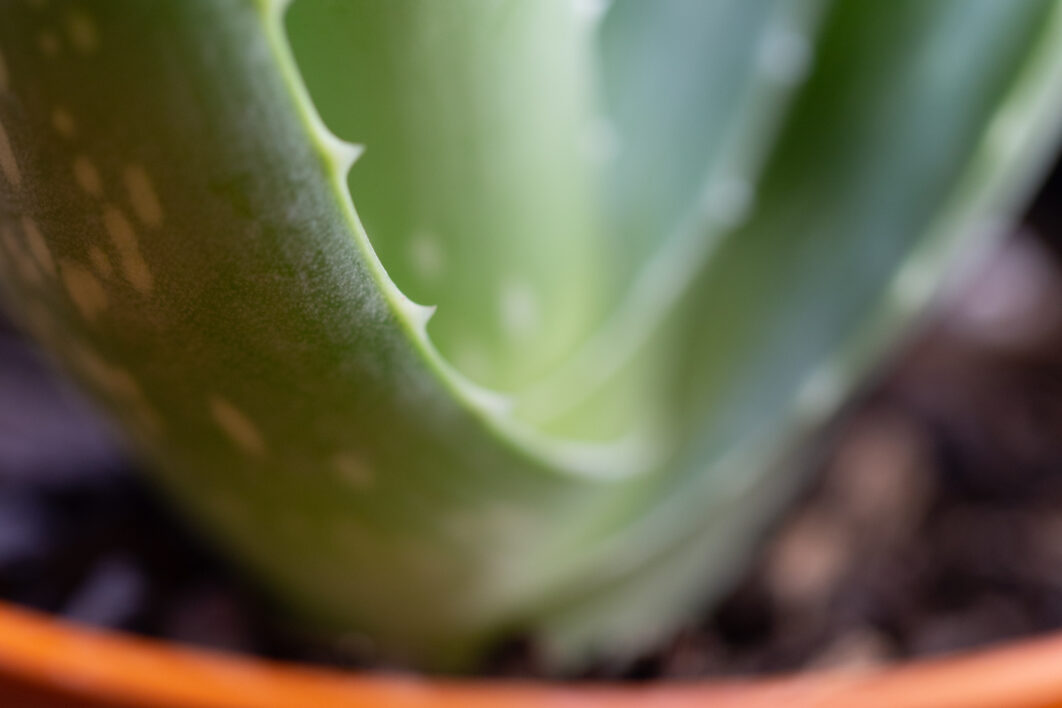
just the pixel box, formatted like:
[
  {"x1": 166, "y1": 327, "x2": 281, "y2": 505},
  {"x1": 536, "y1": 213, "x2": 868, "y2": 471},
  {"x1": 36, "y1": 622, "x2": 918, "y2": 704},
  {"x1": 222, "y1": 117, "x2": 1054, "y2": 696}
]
[
  {"x1": 0, "y1": 226, "x2": 42, "y2": 285},
  {"x1": 757, "y1": 27, "x2": 812, "y2": 85},
  {"x1": 0, "y1": 119, "x2": 22, "y2": 187},
  {"x1": 987, "y1": 105, "x2": 1025, "y2": 159},
  {"x1": 21, "y1": 216, "x2": 55, "y2": 277},
  {"x1": 88, "y1": 245, "x2": 113, "y2": 279},
  {"x1": 73, "y1": 155, "x2": 103, "y2": 197},
  {"x1": 123, "y1": 164, "x2": 163, "y2": 227},
  {"x1": 51, "y1": 107, "x2": 76, "y2": 138},
  {"x1": 73, "y1": 346, "x2": 134, "y2": 396},
  {"x1": 70, "y1": 343, "x2": 162, "y2": 436},
  {"x1": 583, "y1": 116, "x2": 619, "y2": 165},
  {"x1": 408, "y1": 229, "x2": 443, "y2": 280},
  {"x1": 701, "y1": 177, "x2": 753, "y2": 228},
  {"x1": 892, "y1": 256, "x2": 935, "y2": 313},
  {"x1": 37, "y1": 31, "x2": 60, "y2": 57},
  {"x1": 64, "y1": 9, "x2": 98, "y2": 54},
  {"x1": 22, "y1": 299, "x2": 56, "y2": 342},
  {"x1": 102, "y1": 205, "x2": 154, "y2": 294},
  {"x1": 500, "y1": 279, "x2": 540, "y2": 339},
  {"x1": 572, "y1": 0, "x2": 609, "y2": 24},
  {"x1": 210, "y1": 396, "x2": 266, "y2": 456},
  {"x1": 454, "y1": 343, "x2": 491, "y2": 381},
  {"x1": 795, "y1": 365, "x2": 843, "y2": 420},
  {"x1": 333, "y1": 453, "x2": 373, "y2": 490},
  {"x1": 60, "y1": 259, "x2": 108, "y2": 321}
]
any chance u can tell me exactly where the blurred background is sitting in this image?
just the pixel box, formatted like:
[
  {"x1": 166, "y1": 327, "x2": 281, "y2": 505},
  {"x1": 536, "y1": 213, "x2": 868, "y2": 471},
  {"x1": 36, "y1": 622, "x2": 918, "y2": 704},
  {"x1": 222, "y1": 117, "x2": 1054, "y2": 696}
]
[{"x1": 1, "y1": 161, "x2": 1062, "y2": 681}]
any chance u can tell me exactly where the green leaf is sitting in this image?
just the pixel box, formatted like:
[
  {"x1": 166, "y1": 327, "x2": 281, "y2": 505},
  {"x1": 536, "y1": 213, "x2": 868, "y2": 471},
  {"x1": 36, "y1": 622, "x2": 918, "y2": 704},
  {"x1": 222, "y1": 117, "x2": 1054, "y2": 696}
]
[
  {"x1": 1, "y1": 0, "x2": 1061, "y2": 673},
  {"x1": 529, "y1": 0, "x2": 1062, "y2": 662},
  {"x1": 286, "y1": 0, "x2": 609, "y2": 391}
]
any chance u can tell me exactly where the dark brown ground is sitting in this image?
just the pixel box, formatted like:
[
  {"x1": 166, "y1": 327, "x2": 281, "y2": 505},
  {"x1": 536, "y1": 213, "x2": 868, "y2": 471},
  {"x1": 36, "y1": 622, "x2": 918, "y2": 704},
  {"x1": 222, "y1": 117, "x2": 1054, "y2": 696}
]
[{"x1": 2, "y1": 170, "x2": 1062, "y2": 680}]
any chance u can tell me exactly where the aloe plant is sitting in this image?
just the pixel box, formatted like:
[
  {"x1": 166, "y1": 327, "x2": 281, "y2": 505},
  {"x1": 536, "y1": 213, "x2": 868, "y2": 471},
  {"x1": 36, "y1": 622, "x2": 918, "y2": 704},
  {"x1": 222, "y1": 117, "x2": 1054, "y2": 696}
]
[{"x1": 2, "y1": 0, "x2": 1062, "y2": 672}]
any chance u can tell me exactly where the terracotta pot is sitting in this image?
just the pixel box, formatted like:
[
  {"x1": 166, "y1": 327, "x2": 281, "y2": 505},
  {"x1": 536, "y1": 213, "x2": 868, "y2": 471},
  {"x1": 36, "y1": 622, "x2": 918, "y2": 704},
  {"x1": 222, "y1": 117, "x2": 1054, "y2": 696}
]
[{"x1": 1, "y1": 602, "x2": 1062, "y2": 708}]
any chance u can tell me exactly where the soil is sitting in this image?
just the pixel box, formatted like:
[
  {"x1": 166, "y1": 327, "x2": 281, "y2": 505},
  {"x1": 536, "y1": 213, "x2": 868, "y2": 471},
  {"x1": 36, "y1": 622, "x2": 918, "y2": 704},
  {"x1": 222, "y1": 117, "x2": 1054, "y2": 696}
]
[{"x1": 2, "y1": 171, "x2": 1062, "y2": 681}]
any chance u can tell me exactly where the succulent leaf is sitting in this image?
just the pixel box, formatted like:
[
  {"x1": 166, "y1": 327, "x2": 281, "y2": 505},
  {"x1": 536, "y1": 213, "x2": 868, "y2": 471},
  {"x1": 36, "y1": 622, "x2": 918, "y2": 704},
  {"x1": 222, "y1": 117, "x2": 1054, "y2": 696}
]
[{"x1": 1, "y1": 0, "x2": 1061, "y2": 672}]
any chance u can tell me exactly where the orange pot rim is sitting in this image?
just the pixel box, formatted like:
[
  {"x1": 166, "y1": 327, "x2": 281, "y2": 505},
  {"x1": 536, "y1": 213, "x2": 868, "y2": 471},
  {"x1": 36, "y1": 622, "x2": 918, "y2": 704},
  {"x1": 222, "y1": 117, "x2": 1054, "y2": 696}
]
[{"x1": 1, "y1": 601, "x2": 1061, "y2": 708}]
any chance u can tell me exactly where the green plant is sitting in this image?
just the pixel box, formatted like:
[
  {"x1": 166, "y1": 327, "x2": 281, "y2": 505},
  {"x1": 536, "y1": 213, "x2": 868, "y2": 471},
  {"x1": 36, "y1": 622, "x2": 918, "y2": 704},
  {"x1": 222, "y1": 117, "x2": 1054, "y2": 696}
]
[{"x1": 2, "y1": 0, "x2": 1062, "y2": 673}]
